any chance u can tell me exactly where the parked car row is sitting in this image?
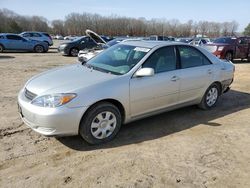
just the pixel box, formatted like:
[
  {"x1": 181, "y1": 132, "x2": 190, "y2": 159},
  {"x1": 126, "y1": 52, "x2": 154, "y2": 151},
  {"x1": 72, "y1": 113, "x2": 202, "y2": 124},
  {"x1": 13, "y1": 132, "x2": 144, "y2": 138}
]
[{"x1": 1, "y1": 30, "x2": 249, "y2": 62}]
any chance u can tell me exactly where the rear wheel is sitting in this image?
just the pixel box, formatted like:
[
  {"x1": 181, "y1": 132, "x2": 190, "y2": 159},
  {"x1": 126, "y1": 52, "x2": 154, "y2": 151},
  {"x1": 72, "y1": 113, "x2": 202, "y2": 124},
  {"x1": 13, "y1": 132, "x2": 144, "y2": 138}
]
[
  {"x1": 199, "y1": 84, "x2": 220, "y2": 110},
  {"x1": 225, "y1": 52, "x2": 233, "y2": 61},
  {"x1": 0, "y1": 44, "x2": 4, "y2": 52},
  {"x1": 34, "y1": 45, "x2": 44, "y2": 53},
  {"x1": 79, "y1": 102, "x2": 122, "y2": 145},
  {"x1": 70, "y1": 48, "x2": 79, "y2": 56}
]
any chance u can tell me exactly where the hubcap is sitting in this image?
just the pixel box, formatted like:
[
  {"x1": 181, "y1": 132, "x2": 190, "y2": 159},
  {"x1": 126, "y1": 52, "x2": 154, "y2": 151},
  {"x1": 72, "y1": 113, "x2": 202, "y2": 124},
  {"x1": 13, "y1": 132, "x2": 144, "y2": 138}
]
[
  {"x1": 36, "y1": 46, "x2": 43, "y2": 53},
  {"x1": 206, "y1": 87, "x2": 218, "y2": 107},
  {"x1": 71, "y1": 49, "x2": 78, "y2": 56},
  {"x1": 91, "y1": 111, "x2": 117, "y2": 139}
]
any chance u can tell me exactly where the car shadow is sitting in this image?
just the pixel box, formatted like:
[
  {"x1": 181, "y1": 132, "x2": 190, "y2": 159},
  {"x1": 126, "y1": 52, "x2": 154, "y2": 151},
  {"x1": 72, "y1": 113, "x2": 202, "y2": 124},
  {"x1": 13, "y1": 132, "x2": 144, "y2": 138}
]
[
  {"x1": 57, "y1": 89, "x2": 250, "y2": 151},
  {"x1": 233, "y1": 59, "x2": 250, "y2": 64},
  {"x1": 0, "y1": 55, "x2": 15, "y2": 59}
]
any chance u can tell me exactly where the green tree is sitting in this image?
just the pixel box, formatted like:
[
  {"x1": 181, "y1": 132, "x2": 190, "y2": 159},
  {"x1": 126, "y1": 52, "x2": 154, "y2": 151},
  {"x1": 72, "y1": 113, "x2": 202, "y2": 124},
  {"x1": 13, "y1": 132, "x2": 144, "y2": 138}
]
[{"x1": 243, "y1": 23, "x2": 250, "y2": 36}]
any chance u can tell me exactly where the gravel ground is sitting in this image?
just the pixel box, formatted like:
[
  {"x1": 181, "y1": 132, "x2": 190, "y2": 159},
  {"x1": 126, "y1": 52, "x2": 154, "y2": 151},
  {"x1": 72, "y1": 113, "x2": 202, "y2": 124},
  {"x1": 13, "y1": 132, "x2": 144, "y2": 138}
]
[{"x1": 0, "y1": 41, "x2": 250, "y2": 187}]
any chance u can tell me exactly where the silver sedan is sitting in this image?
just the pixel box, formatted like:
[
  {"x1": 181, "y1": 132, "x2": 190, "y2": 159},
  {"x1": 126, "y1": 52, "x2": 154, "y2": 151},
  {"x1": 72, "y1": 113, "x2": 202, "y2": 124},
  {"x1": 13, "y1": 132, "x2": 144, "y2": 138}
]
[{"x1": 18, "y1": 41, "x2": 234, "y2": 144}]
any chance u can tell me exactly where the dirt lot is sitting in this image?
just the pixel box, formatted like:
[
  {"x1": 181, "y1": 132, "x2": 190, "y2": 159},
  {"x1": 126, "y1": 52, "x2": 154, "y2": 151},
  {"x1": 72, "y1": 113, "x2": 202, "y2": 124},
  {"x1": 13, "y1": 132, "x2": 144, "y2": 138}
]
[{"x1": 0, "y1": 41, "x2": 250, "y2": 188}]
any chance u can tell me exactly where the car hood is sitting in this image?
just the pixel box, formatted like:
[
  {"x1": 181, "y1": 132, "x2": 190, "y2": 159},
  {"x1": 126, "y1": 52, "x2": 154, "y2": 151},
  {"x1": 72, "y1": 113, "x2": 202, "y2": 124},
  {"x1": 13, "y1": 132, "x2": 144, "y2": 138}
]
[
  {"x1": 86, "y1": 29, "x2": 106, "y2": 45},
  {"x1": 25, "y1": 64, "x2": 116, "y2": 95}
]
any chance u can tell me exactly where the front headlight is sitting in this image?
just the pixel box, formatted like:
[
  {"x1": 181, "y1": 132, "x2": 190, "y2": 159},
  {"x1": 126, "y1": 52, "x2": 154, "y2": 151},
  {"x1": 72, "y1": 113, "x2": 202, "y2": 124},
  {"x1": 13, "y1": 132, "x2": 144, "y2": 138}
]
[
  {"x1": 31, "y1": 93, "x2": 76, "y2": 108},
  {"x1": 217, "y1": 46, "x2": 224, "y2": 51}
]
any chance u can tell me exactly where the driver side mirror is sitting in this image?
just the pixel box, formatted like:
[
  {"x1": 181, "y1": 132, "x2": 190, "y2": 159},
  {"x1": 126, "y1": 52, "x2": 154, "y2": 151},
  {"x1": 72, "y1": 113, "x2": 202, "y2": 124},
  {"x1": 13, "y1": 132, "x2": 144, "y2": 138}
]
[
  {"x1": 134, "y1": 68, "x2": 154, "y2": 77},
  {"x1": 80, "y1": 41, "x2": 85, "y2": 44}
]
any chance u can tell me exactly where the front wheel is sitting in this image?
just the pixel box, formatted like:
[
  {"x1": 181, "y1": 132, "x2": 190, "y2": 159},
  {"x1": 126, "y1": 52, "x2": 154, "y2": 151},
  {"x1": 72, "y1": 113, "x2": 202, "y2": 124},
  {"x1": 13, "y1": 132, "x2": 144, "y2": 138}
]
[
  {"x1": 199, "y1": 84, "x2": 220, "y2": 110},
  {"x1": 70, "y1": 48, "x2": 79, "y2": 56},
  {"x1": 79, "y1": 102, "x2": 122, "y2": 145},
  {"x1": 0, "y1": 44, "x2": 4, "y2": 52}
]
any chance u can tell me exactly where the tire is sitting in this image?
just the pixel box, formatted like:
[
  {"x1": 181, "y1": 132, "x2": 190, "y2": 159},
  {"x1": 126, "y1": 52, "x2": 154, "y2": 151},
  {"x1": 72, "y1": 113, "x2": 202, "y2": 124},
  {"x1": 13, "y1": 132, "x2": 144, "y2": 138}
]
[
  {"x1": 225, "y1": 52, "x2": 233, "y2": 61},
  {"x1": 198, "y1": 84, "x2": 220, "y2": 110},
  {"x1": 34, "y1": 45, "x2": 44, "y2": 53},
  {"x1": 0, "y1": 44, "x2": 4, "y2": 52},
  {"x1": 79, "y1": 102, "x2": 122, "y2": 145},
  {"x1": 70, "y1": 48, "x2": 79, "y2": 56}
]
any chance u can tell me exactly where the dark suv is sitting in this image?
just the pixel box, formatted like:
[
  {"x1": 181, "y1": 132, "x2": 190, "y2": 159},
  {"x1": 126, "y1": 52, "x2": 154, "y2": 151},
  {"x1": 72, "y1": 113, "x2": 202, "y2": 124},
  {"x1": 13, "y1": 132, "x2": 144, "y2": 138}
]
[{"x1": 204, "y1": 37, "x2": 250, "y2": 61}]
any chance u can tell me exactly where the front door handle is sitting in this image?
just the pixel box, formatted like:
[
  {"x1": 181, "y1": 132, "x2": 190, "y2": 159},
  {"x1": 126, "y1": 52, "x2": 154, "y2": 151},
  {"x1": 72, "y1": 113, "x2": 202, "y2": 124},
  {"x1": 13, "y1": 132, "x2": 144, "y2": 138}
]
[{"x1": 171, "y1": 76, "x2": 180, "y2": 81}]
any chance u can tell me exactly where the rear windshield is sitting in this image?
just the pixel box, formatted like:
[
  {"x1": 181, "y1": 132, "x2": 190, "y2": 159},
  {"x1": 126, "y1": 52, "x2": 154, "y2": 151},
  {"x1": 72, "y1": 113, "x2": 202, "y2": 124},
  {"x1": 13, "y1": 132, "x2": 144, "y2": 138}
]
[{"x1": 42, "y1": 33, "x2": 50, "y2": 37}]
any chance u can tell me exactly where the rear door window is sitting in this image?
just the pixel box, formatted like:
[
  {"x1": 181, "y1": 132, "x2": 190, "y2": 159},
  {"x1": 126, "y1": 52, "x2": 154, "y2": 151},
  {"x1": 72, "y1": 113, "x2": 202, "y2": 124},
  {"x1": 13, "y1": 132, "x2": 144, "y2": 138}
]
[
  {"x1": 178, "y1": 46, "x2": 211, "y2": 68},
  {"x1": 31, "y1": 33, "x2": 42, "y2": 37}
]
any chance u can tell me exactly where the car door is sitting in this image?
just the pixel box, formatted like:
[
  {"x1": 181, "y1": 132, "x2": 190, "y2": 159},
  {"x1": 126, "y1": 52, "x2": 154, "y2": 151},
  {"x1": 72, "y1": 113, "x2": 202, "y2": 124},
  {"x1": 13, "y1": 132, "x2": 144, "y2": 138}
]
[
  {"x1": 130, "y1": 46, "x2": 181, "y2": 117},
  {"x1": 6, "y1": 35, "x2": 25, "y2": 50},
  {"x1": 79, "y1": 37, "x2": 96, "y2": 50},
  {"x1": 177, "y1": 45, "x2": 214, "y2": 103}
]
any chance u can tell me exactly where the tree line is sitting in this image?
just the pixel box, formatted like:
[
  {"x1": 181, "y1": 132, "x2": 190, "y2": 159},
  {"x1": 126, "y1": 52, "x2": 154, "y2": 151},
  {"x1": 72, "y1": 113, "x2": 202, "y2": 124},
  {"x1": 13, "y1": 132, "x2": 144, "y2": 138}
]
[{"x1": 0, "y1": 8, "x2": 247, "y2": 38}]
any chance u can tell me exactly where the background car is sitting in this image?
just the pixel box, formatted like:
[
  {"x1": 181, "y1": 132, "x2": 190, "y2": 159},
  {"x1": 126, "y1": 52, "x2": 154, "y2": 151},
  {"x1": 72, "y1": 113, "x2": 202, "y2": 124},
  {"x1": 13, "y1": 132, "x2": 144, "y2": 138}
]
[
  {"x1": 0, "y1": 33, "x2": 49, "y2": 53},
  {"x1": 55, "y1": 35, "x2": 64, "y2": 40},
  {"x1": 18, "y1": 41, "x2": 234, "y2": 144},
  {"x1": 149, "y1": 35, "x2": 175, "y2": 41},
  {"x1": 58, "y1": 30, "x2": 111, "y2": 56},
  {"x1": 64, "y1": 35, "x2": 79, "y2": 40},
  {"x1": 203, "y1": 36, "x2": 250, "y2": 61},
  {"x1": 20, "y1": 31, "x2": 53, "y2": 46},
  {"x1": 78, "y1": 37, "x2": 143, "y2": 63},
  {"x1": 189, "y1": 38, "x2": 211, "y2": 46}
]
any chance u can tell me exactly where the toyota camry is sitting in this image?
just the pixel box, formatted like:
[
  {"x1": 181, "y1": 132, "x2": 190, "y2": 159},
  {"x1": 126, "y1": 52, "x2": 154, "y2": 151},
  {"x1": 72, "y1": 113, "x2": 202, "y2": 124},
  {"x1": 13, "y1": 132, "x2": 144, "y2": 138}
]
[{"x1": 18, "y1": 41, "x2": 234, "y2": 144}]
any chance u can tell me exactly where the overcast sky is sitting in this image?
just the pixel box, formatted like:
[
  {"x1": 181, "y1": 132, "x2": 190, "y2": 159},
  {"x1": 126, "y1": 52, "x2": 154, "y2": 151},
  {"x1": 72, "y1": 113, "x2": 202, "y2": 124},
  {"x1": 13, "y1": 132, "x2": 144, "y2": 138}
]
[{"x1": 0, "y1": 0, "x2": 249, "y2": 31}]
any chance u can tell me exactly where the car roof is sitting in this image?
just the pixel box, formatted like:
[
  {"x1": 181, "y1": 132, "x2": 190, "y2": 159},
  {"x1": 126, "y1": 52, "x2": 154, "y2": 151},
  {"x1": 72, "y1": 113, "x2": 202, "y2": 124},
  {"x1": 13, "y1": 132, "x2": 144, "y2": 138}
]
[
  {"x1": 0, "y1": 33, "x2": 20, "y2": 36},
  {"x1": 121, "y1": 40, "x2": 191, "y2": 48}
]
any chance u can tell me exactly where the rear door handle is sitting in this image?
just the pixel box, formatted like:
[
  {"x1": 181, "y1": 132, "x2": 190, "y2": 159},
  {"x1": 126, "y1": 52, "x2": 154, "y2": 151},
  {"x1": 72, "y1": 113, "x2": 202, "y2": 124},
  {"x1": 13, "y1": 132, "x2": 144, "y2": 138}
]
[{"x1": 171, "y1": 76, "x2": 180, "y2": 81}]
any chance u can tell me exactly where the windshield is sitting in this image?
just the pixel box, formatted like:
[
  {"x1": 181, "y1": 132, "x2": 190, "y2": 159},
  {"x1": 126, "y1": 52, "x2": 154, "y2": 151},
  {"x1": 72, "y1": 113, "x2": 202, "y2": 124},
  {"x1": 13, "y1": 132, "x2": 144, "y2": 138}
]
[
  {"x1": 213, "y1": 37, "x2": 236, "y2": 44},
  {"x1": 73, "y1": 36, "x2": 84, "y2": 42},
  {"x1": 106, "y1": 38, "x2": 125, "y2": 47},
  {"x1": 85, "y1": 44, "x2": 150, "y2": 75}
]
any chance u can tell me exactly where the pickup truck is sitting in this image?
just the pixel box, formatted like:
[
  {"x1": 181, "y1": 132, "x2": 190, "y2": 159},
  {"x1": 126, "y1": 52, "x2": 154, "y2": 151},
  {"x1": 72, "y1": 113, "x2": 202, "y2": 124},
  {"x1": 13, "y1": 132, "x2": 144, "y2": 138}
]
[{"x1": 203, "y1": 37, "x2": 250, "y2": 61}]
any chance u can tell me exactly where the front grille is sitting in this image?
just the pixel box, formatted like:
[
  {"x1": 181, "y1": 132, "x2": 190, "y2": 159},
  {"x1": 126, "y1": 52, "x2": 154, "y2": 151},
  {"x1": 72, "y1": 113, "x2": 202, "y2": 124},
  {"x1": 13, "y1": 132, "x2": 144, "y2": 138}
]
[{"x1": 24, "y1": 88, "x2": 37, "y2": 101}]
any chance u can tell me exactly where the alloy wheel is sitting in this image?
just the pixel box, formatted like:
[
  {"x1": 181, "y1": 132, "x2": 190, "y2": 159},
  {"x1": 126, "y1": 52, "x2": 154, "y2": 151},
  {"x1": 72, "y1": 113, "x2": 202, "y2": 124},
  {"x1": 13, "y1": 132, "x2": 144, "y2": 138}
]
[{"x1": 206, "y1": 87, "x2": 218, "y2": 107}]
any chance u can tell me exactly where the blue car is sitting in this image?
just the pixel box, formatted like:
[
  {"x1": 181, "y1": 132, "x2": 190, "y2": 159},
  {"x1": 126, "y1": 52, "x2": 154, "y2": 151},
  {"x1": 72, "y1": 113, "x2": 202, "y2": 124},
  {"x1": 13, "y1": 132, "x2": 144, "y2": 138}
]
[{"x1": 0, "y1": 33, "x2": 49, "y2": 53}]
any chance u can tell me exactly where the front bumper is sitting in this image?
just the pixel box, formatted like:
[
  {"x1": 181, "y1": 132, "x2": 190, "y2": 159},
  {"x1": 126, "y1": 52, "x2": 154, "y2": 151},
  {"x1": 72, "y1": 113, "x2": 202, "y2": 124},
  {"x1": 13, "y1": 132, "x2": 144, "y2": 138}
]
[
  {"x1": 57, "y1": 47, "x2": 69, "y2": 55},
  {"x1": 18, "y1": 90, "x2": 88, "y2": 136}
]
